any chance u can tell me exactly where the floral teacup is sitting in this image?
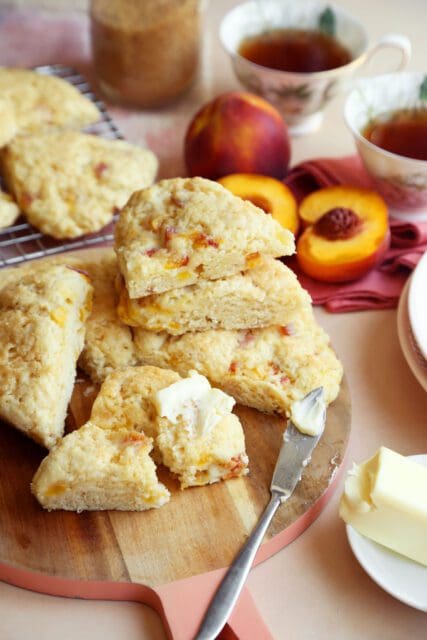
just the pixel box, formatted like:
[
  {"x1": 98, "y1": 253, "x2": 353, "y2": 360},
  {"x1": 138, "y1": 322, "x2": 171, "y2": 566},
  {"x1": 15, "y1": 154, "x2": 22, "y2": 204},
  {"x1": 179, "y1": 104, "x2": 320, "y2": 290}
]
[
  {"x1": 219, "y1": 0, "x2": 411, "y2": 135},
  {"x1": 345, "y1": 72, "x2": 427, "y2": 221}
]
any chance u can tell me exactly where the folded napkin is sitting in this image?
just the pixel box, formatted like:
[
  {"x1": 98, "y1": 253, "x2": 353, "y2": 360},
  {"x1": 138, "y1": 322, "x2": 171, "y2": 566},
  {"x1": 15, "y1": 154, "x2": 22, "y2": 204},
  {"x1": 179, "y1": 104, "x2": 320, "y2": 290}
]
[{"x1": 284, "y1": 155, "x2": 427, "y2": 312}]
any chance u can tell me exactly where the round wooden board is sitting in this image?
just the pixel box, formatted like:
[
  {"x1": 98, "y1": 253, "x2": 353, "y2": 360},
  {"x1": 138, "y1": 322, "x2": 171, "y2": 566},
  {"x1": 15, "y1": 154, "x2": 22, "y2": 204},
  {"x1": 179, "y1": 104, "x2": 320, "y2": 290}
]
[{"x1": 0, "y1": 377, "x2": 350, "y2": 588}]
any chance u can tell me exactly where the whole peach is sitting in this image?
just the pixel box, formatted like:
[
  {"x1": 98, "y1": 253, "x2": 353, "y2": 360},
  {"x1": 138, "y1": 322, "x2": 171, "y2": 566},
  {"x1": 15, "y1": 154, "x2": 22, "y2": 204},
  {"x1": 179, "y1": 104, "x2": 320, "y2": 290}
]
[{"x1": 184, "y1": 92, "x2": 290, "y2": 180}]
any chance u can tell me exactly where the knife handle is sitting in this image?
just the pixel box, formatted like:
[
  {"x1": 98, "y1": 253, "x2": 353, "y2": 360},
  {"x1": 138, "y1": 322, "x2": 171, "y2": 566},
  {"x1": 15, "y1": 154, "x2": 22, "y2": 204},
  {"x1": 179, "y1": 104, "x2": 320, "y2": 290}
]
[{"x1": 194, "y1": 492, "x2": 282, "y2": 640}]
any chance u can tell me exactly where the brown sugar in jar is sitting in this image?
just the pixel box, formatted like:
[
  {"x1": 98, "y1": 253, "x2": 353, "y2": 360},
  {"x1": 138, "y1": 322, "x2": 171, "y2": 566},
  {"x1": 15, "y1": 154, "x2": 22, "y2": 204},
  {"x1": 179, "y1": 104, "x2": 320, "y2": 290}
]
[{"x1": 90, "y1": 0, "x2": 200, "y2": 108}]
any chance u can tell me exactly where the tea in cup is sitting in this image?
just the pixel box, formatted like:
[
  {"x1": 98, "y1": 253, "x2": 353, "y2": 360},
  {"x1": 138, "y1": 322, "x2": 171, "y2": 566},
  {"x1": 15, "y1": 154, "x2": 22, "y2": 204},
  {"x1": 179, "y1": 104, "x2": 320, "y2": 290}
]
[
  {"x1": 219, "y1": 0, "x2": 411, "y2": 135},
  {"x1": 345, "y1": 72, "x2": 427, "y2": 220}
]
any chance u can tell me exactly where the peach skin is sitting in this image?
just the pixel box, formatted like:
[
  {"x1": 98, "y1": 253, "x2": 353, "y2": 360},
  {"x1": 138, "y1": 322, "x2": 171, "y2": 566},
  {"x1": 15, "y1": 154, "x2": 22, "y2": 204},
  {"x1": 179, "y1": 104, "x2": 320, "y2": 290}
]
[
  {"x1": 184, "y1": 91, "x2": 290, "y2": 180},
  {"x1": 218, "y1": 173, "x2": 299, "y2": 236},
  {"x1": 296, "y1": 185, "x2": 390, "y2": 282}
]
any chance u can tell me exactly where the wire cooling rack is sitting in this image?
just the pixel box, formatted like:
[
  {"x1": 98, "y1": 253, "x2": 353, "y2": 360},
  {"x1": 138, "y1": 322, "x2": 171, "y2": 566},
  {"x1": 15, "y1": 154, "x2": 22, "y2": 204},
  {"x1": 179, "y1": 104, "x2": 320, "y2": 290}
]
[{"x1": 0, "y1": 64, "x2": 123, "y2": 268}]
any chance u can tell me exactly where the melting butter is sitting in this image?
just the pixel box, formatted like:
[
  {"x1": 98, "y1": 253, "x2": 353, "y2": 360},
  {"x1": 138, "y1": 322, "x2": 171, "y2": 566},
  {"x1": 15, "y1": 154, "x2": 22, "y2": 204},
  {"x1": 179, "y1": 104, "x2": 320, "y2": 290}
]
[{"x1": 290, "y1": 390, "x2": 326, "y2": 436}]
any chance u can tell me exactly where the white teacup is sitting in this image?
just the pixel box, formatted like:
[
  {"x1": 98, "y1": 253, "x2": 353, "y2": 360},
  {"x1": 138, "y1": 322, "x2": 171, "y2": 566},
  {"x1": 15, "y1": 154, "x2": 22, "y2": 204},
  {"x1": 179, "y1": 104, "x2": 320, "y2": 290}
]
[
  {"x1": 219, "y1": 0, "x2": 411, "y2": 135},
  {"x1": 345, "y1": 72, "x2": 427, "y2": 221}
]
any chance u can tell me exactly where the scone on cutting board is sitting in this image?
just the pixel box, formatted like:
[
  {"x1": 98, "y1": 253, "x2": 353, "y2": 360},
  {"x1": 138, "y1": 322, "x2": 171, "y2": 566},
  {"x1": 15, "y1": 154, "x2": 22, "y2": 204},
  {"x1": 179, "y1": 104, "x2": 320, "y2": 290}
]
[
  {"x1": 0, "y1": 67, "x2": 100, "y2": 145},
  {"x1": 117, "y1": 256, "x2": 311, "y2": 334},
  {"x1": 133, "y1": 307, "x2": 343, "y2": 416},
  {"x1": 114, "y1": 177, "x2": 295, "y2": 298},
  {"x1": 2, "y1": 130, "x2": 158, "y2": 238},
  {"x1": 90, "y1": 366, "x2": 249, "y2": 489},
  {"x1": 31, "y1": 423, "x2": 170, "y2": 512},
  {"x1": 0, "y1": 264, "x2": 92, "y2": 448}
]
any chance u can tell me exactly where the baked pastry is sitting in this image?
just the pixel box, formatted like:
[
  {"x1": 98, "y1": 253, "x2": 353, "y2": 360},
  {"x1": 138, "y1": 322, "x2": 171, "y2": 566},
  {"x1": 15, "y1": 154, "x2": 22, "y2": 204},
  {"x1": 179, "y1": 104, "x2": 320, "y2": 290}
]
[
  {"x1": 0, "y1": 67, "x2": 100, "y2": 144},
  {"x1": 117, "y1": 256, "x2": 311, "y2": 334},
  {"x1": 114, "y1": 177, "x2": 295, "y2": 298},
  {"x1": 133, "y1": 308, "x2": 343, "y2": 416},
  {"x1": 0, "y1": 265, "x2": 92, "y2": 448},
  {"x1": 31, "y1": 423, "x2": 170, "y2": 511},
  {"x1": 0, "y1": 97, "x2": 17, "y2": 147},
  {"x1": 0, "y1": 189, "x2": 19, "y2": 229},
  {"x1": 2, "y1": 131, "x2": 158, "y2": 238},
  {"x1": 90, "y1": 366, "x2": 249, "y2": 488}
]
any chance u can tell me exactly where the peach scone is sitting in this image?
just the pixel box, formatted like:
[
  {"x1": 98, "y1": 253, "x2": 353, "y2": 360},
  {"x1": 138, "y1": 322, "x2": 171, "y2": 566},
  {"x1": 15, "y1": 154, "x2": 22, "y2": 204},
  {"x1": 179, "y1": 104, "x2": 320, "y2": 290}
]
[
  {"x1": 90, "y1": 366, "x2": 249, "y2": 488},
  {"x1": 117, "y1": 256, "x2": 311, "y2": 334},
  {"x1": 0, "y1": 67, "x2": 100, "y2": 144},
  {"x1": 114, "y1": 177, "x2": 295, "y2": 298},
  {"x1": 0, "y1": 265, "x2": 93, "y2": 448},
  {"x1": 133, "y1": 308, "x2": 343, "y2": 416},
  {"x1": 2, "y1": 131, "x2": 158, "y2": 238},
  {"x1": 31, "y1": 423, "x2": 170, "y2": 511}
]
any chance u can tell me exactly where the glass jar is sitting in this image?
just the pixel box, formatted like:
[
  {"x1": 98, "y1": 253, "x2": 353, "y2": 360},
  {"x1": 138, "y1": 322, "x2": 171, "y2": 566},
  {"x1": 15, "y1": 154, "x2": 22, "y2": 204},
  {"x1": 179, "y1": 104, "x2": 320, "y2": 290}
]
[{"x1": 90, "y1": 0, "x2": 201, "y2": 108}]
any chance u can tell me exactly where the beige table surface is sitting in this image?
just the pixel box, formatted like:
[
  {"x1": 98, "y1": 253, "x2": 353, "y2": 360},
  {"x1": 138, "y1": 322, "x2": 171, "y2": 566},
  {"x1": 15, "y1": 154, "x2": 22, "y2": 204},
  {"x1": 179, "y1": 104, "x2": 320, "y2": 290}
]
[{"x1": 0, "y1": 0, "x2": 427, "y2": 638}]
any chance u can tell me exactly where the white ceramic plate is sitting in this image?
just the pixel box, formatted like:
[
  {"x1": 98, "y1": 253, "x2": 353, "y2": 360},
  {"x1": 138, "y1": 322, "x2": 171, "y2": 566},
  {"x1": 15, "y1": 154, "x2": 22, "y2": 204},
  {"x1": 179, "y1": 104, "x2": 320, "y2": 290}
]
[
  {"x1": 346, "y1": 454, "x2": 427, "y2": 612},
  {"x1": 408, "y1": 251, "x2": 427, "y2": 360},
  {"x1": 397, "y1": 278, "x2": 427, "y2": 392}
]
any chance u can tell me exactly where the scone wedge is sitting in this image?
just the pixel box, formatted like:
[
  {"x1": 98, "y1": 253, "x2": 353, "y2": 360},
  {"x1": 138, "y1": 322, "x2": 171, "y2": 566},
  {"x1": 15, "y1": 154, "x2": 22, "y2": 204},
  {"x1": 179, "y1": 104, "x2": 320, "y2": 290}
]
[
  {"x1": 114, "y1": 177, "x2": 295, "y2": 298},
  {"x1": 117, "y1": 256, "x2": 311, "y2": 334},
  {"x1": 0, "y1": 67, "x2": 100, "y2": 144},
  {"x1": 2, "y1": 131, "x2": 158, "y2": 238},
  {"x1": 0, "y1": 264, "x2": 93, "y2": 448},
  {"x1": 90, "y1": 366, "x2": 249, "y2": 488},
  {"x1": 31, "y1": 423, "x2": 170, "y2": 512},
  {"x1": 133, "y1": 308, "x2": 343, "y2": 416}
]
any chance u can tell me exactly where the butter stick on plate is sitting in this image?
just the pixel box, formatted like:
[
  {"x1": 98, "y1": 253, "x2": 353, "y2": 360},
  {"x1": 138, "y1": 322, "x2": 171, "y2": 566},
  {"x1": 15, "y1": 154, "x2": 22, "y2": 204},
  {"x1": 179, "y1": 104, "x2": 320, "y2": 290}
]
[{"x1": 340, "y1": 447, "x2": 427, "y2": 567}]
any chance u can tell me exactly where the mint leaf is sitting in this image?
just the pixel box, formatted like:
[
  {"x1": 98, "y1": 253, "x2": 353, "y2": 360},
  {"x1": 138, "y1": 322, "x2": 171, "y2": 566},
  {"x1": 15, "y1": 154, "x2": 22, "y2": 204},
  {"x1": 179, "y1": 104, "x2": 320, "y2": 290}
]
[
  {"x1": 319, "y1": 7, "x2": 335, "y2": 36},
  {"x1": 420, "y1": 76, "x2": 427, "y2": 102}
]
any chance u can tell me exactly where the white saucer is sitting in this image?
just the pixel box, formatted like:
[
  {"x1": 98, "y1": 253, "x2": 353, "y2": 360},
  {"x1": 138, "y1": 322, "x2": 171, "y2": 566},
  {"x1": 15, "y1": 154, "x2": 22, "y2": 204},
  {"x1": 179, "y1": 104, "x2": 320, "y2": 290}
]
[
  {"x1": 408, "y1": 250, "x2": 427, "y2": 361},
  {"x1": 397, "y1": 278, "x2": 427, "y2": 392},
  {"x1": 346, "y1": 454, "x2": 427, "y2": 612}
]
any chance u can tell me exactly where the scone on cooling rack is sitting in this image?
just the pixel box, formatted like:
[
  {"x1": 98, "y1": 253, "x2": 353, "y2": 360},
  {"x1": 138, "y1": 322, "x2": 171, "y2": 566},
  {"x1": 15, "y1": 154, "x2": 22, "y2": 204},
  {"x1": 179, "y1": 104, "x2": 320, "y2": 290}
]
[
  {"x1": 31, "y1": 423, "x2": 170, "y2": 512},
  {"x1": 90, "y1": 366, "x2": 249, "y2": 489},
  {"x1": 2, "y1": 131, "x2": 158, "y2": 239},
  {"x1": 0, "y1": 67, "x2": 100, "y2": 145},
  {"x1": 0, "y1": 264, "x2": 93, "y2": 448},
  {"x1": 114, "y1": 177, "x2": 295, "y2": 298},
  {"x1": 133, "y1": 307, "x2": 343, "y2": 416},
  {"x1": 0, "y1": 97, "x2": 17, "y2": 148},
  {"x1": 0, "y1": 189, "x2": 19, "y2": 229},
  {"x1": 117, "y1": 256, "x2": 311, "y2": 334}
]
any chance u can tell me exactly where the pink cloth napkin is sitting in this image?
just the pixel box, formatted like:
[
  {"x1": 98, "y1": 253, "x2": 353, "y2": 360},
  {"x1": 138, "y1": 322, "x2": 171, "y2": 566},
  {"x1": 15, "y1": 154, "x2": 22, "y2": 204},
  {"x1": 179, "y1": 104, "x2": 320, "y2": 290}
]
[{"x1": 284, "y1": 155, "x2": 427, "y2": 312}]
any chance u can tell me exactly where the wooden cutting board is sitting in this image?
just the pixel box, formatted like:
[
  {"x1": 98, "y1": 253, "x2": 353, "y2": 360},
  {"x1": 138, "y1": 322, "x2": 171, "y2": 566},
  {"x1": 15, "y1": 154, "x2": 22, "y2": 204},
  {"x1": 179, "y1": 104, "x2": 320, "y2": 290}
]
[{"x1": 0, "y1": 249, "x2": 351, "y2": 639}]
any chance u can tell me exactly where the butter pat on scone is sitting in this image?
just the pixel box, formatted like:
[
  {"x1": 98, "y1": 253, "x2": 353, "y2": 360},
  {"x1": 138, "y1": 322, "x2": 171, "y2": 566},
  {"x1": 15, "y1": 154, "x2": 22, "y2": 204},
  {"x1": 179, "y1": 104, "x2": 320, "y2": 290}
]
[
  {"x1": 31, "y1": 423, "x2": 170, "y2": 512},
  {"x1": 117, "y1": 256, "x2": 311, "y2": 334},
  {"x1": 2, "y1": 131, "x2": 158, "y2": 239},
  {"x1": 340, "y1": 447, "x2": 427, "y2": 566},
  {"x1": 0, "y1": 265, "x2": 93, "y2": 448},
  {"x1": 114, "y1": 177, "x2": 295, "y2": 298}
]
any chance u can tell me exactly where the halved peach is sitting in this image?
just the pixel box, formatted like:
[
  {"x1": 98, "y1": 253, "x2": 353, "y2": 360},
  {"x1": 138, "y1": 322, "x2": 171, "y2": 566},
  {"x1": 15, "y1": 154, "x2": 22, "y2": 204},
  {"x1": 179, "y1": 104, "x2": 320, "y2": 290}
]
[
  {"x1": 218, "y1": 173, "x2": 299, "y2": 236},
  {"x1": 296, "y1": 185, "x2": 390, "y2": 282}
]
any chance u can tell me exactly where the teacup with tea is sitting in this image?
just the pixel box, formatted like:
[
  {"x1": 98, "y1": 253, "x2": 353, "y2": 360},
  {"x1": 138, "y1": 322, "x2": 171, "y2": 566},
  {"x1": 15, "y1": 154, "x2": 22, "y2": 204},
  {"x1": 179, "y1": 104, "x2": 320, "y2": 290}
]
[
  {"x1": 220, "y1": 0, "x2": 411, "y2": 134},
  {"x1": 345, "y1": 72, "x2": 427, "y2": 220}
]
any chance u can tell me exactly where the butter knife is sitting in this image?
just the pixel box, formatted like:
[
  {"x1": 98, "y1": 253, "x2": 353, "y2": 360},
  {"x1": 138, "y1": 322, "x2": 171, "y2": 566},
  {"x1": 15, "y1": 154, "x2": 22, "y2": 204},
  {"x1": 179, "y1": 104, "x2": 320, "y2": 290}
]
[{"x1": 194, "y1": 387, "x2": 326, "y2": 640}]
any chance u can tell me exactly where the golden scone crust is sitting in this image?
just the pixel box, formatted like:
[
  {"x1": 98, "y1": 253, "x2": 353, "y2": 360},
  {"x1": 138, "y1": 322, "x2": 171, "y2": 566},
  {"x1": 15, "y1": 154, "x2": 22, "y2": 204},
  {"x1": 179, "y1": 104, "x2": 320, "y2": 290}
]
[
  {"x1": 90, "y1": 365, "x2": 249, "y2": 488},
  {"x1": 2, "y1": 131, "x2": 158, "y2": 238},
  {"x1": 0, "y1": 67, "x2": 100, "y2": 143},
  {"x1": 114, "y1": 177, "x2": 295, "y2": 298},
  {"x1": 0, "y1": 97, "x2": 17, "y2": 147},
  {"x1": 0, "y1": 264, "x2": 93, "y2": 448},
  {"x1": 0, "y1": 189, "x2": 19, "y2": 229},
  {"x1": 31, "y1": 423, "x2": 170, "y2": 511},
  {"x1": 133, "y1": 308, "x2": 343, "y2": 415},
  {"x1": 118, "y1": 257, "x2": 311, "y2": 334}
]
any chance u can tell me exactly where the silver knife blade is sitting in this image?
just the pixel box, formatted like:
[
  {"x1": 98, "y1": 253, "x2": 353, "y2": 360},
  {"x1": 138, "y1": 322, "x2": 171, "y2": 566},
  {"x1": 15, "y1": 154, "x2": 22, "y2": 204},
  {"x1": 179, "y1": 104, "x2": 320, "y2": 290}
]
[{"x1": 271, "y1": 387, "x2": 326, "y2": 501}]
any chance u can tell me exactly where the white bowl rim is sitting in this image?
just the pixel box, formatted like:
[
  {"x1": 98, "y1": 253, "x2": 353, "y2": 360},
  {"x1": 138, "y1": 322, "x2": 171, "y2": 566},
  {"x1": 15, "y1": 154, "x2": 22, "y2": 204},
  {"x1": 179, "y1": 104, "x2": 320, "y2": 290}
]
[
  {"x1": 344, "y1": 70, "x2": 427, "y2": 167},
  {"x1": 219, "y1": 0, "x2": 369, "y2": 81}
]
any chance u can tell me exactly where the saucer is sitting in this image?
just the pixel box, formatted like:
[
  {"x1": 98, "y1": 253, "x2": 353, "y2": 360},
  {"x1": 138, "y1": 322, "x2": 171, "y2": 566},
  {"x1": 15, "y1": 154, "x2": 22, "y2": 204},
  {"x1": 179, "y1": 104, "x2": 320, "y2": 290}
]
[
  {"x1": 397, "y1": 278, "x2": 427, "y2": 392},
  {"x1": 346, "y1": 454, "x2": 427, "y2": 612},
  {"x1": 408, "y1": 251, "x2": 427, "y2": 360}
]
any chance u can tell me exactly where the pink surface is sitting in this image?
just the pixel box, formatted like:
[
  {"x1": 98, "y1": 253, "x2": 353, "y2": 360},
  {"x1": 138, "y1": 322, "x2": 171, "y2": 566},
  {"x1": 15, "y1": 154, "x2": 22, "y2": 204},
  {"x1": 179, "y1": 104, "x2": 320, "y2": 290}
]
[{"x1": 284, "y1": 155, "x2": 427, "y2": 312}]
